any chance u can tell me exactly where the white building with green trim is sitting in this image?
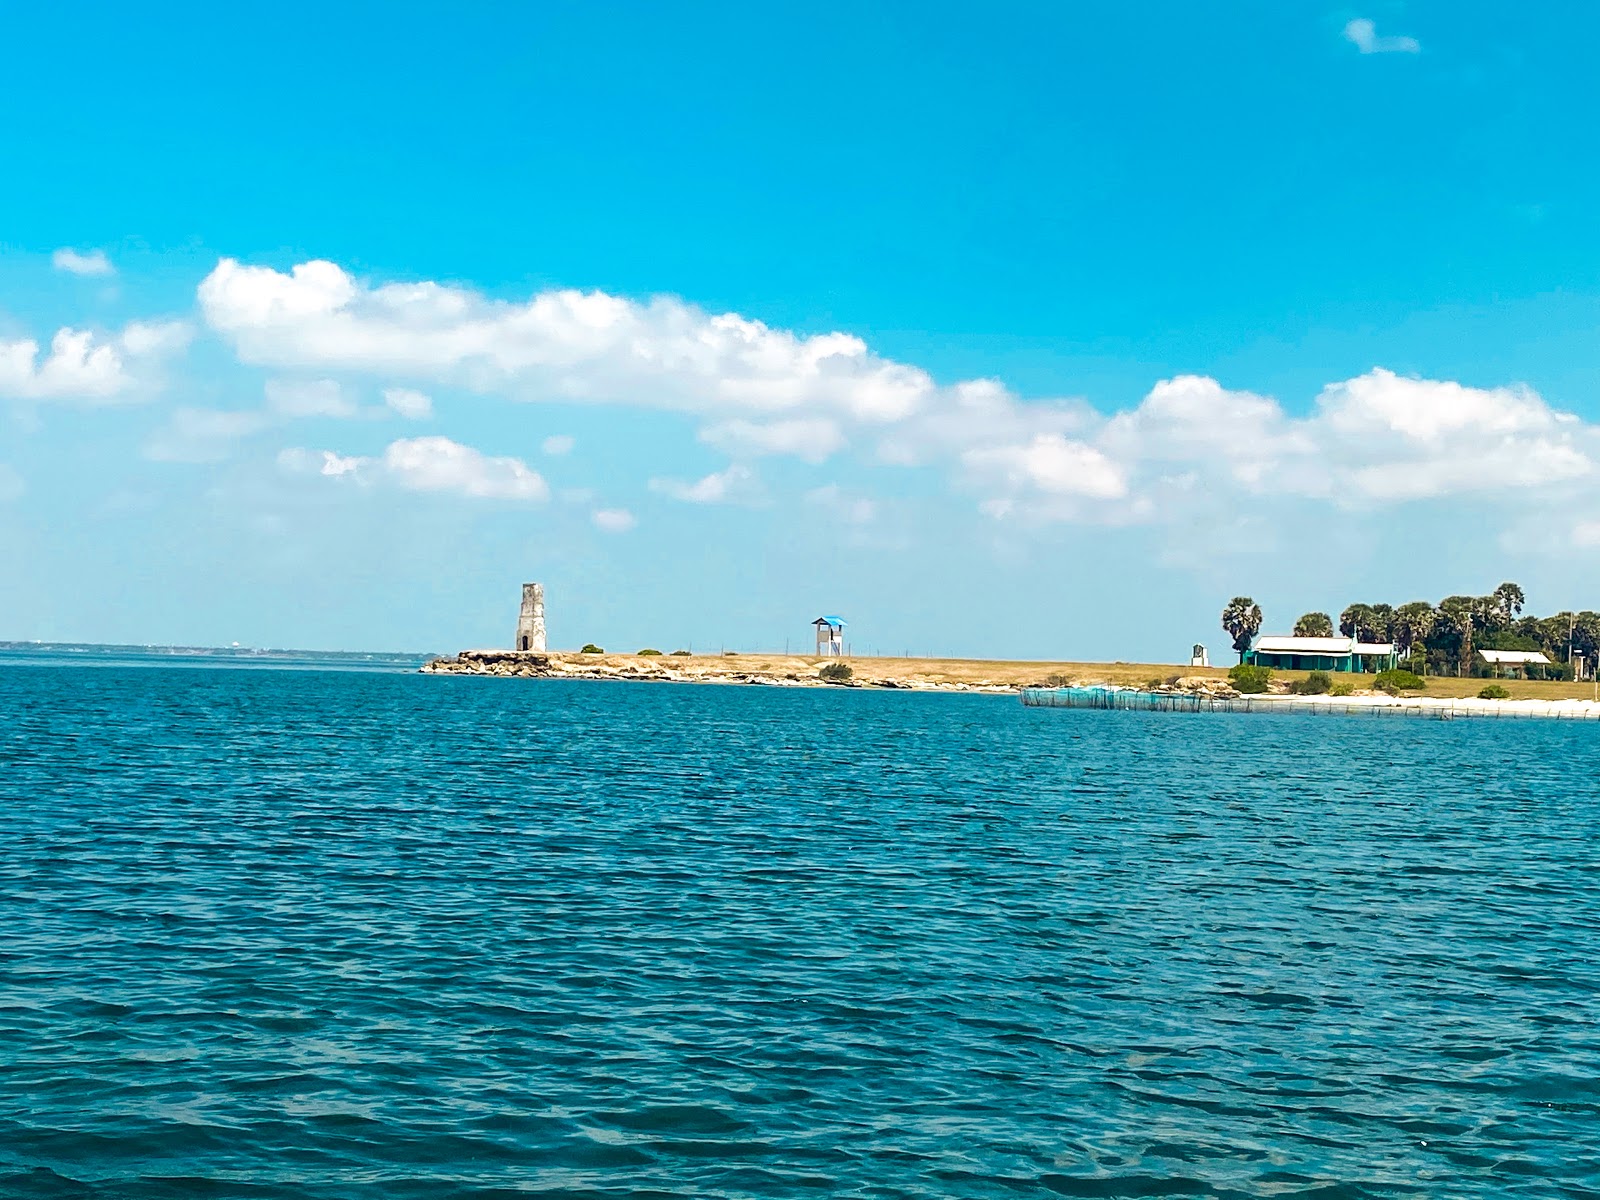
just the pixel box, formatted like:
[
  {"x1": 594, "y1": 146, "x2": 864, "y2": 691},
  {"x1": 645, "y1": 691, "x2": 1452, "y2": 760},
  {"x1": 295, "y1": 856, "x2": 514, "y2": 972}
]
[{"x1": 1245, "y1": 635, "x2": 1398, "y2": 673}]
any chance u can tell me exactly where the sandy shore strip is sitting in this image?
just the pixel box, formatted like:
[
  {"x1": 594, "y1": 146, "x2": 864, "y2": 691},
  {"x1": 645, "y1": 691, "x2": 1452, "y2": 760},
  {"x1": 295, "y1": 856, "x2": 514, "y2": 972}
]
[
  {"x1": 1021, "y1": 686, "x2": 1600, "y2": 721},
  {"x1": 1250, "y1": 692, "x2": 1600, "y2": 719}
]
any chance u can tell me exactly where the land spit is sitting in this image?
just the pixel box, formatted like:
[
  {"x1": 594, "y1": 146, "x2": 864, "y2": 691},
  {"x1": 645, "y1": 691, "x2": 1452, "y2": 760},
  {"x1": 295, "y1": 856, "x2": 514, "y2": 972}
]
[
  {"x1": 421, "y1": 650, "x2": 1030, "y2": 692},
  {"x1": 421, "y1": 650, "x2": 1600, "y2": 706}
]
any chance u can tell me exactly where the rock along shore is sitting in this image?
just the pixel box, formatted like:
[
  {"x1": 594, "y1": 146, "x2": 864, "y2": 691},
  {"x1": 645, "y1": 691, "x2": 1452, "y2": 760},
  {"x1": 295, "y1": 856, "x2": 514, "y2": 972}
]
[{"x1": 421, "y1": 650, "x2": 1022, "y2": 693}]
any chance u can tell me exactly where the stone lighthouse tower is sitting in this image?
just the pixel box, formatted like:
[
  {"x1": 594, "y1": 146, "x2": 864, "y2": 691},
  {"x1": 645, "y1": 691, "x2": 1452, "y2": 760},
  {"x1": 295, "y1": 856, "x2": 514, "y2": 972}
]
[{"x1": 515, "y1": 583, "x2": 546, "y2": 652}]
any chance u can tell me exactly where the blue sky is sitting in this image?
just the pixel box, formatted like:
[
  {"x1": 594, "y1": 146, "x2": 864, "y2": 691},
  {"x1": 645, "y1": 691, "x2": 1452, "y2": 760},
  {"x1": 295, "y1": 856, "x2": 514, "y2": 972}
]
[{"x1": 4, "y1": 1, "x2": 1600, "y2": 658}]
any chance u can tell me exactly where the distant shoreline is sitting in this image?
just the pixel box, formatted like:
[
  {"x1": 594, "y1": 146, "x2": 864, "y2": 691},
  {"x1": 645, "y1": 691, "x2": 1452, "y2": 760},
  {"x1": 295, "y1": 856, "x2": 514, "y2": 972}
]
[{"x1": 420, "y1": 650, "x2": 1600, "y2": 702}]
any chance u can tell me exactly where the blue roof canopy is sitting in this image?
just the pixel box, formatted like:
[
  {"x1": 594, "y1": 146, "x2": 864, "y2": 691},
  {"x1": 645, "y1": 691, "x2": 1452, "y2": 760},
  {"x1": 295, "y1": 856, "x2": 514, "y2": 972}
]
[{"x1": 813, "y1": 615, "x2": 846, "y2": 627}]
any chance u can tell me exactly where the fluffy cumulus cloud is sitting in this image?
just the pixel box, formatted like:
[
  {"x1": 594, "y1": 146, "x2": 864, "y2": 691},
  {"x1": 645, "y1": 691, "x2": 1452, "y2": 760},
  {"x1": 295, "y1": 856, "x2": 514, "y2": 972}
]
[
  {"x1": 191, "y1": 256, "x2": 1600, "y2": 535},
  {"x1": 52, "y1": 248, "x2": 116, "y2": 277},
  {"x1": 197, "y1": 258, "x2": 939, "y2": 444},
  {"x1": 280, "y1": 436, "x2": 548, "y2": 502},
  {"x1": 0, "y1": 321, "x2": 190, "y2": 403},
  {"x1": 1343, "y1": 18, "x2": 1420, "y2": 54}
]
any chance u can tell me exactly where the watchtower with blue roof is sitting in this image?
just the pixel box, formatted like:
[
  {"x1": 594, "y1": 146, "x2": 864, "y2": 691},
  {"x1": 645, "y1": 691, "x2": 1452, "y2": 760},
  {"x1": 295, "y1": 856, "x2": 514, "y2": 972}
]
[{"x1": 812, "y1": 615, "x2": 846, "y2": 658}]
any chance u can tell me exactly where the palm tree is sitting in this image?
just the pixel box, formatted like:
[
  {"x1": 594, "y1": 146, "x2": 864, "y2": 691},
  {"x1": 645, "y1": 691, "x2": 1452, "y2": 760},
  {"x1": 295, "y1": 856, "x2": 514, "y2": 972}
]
[
  {"x1": 1391, "y1": 601, "x2": 1435, "y2": 662},
  {"x1": 1491, "y1": 582, "x2": 1526, "y2": 627},
  {"x1": 1221, "y1": 597, "x2": 1263, "y2": 662},
  {"x1": 1369, "y1": 603, "x2": 1395, "y2": 642},
  {"x1": 1293, "y1": 612, "x2": 1334, "y2": 638},
  {"x1": 1339, "y1": 604, "x2": 1375, "y2": 641},
  {"x1": 1438, "y1": 595, "x2": 1479, "y2": 675}
]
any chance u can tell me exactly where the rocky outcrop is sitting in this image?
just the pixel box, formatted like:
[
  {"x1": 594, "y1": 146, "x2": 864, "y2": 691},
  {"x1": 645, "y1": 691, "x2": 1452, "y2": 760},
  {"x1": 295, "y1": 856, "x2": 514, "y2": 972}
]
[{"x1": 421, "y1": 651, "x2": 1017, "y2": 693}]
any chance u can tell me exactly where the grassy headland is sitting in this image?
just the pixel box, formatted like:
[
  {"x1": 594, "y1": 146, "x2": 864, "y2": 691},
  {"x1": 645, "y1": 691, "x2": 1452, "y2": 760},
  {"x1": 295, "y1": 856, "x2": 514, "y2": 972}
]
[{"x1": 424, "y1": 650, "x2": 1600, "y2": 701}]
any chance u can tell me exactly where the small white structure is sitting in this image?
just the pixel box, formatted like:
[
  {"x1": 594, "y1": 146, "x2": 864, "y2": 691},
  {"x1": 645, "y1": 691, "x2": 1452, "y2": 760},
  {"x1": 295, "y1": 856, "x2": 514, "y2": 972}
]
[
  {"x1": 1479, "y1": 648, "x2": 1552, "y2": 679},
  {"x1": 813, "y1": 615, "x2": 846, "y2": 657},
  {"x1": 515, "y1": 583, "x2": 547, "y2": 652},
  {"x1": 1189, "y1": 643, "x2": 1210, "y2": 669}
]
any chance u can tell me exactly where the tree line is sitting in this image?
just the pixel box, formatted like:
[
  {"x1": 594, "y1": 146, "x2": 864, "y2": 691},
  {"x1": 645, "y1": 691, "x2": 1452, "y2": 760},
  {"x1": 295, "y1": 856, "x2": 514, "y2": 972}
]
[{"x1": 1220, "y1": 584, "x2": 1598, "y2": 677}]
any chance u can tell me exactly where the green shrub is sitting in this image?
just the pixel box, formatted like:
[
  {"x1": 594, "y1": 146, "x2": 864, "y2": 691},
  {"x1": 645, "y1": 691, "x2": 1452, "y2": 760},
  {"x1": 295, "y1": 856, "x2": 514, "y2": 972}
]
[
  {"x1": 819, "y1": 662, "x2": 853, "y2": 683},
  {"x1": 1374, "y1": 668, "x2": 1425, "y2": 693},
  {"x1": 670, "y1": 649, "x2": 691, "y2": 656},
  {"x1": 1227, "y1": 664, "x2": 1272, "y2": 694},
  {"x1": 1478, "y1": 684, "x2": 1510, "y2": 700},
  {"x1": 1145, "y1": 677, "x2": 1166, "y2": 690},
  {"x1": 1043, "y1": 672, "x2": 1072, "y2": 687},
  {"x1": 580, "y1": 643, "x2": 604, "y2": 655},
  {"x1": 1330, "y1": 681, "x2": 1355, "y2": 697},
  {"x1": 1291, "y1": 670, "x2": 1333, "y2": 696},
  {"x1": 637, "y1": 648, "x2": 662, "y2": 656}
]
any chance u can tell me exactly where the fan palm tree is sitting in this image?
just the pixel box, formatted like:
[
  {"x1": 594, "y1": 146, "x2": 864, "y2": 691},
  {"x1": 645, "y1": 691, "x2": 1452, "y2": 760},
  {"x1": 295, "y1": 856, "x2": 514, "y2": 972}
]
[
  {"x1": 1339, "y1": 604, "x2": 1374, "y2": 641},
  {"x1": 1438, "y1": 595, "x2": 1479, "y2": 675},
  {"x1": 1391, "y1": 601, "x2": 1435, "y2": 660},
  {"x1": 1486, "y1": 582, "x2": 1525, "y2": 631},
  {"x1": 1221, "y1": 597, "x2": 1263, "y2": 662},
  {"x1": 1293, "y1": 612, "x2": 1334, "y2": 638}
]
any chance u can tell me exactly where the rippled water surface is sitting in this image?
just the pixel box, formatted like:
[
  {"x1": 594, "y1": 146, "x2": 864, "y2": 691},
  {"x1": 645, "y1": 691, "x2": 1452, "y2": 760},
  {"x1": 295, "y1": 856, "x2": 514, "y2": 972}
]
[{"x1": 4, "y1": 662, "x2": 1599, "y2": 1198}]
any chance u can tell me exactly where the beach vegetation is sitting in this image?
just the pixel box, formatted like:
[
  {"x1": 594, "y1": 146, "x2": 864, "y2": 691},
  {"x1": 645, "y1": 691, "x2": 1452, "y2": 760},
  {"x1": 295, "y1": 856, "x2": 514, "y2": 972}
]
[
  {"x1": 1293, "y1": 612, "x2": 1334, "y2": 638},
  {"x1": 581, "y1": 643, "x2": 604, "y2": 654},
  {"x1": 1291, "y1": 671, "x2": 1333, "y2": 695},
  {"x1": 1274, "y1": 582, "x2": 1600, "y2": 680},
  {"x1": 1043, "y1": 673, "x2": 1073, "y2": 687},
  {"x1": 1227, "y1": 663, "x2": 1272, "y2": 693},
  {"x1": 1374, "y1": 668, "x2": 1426, "y2": 693},
  {"x1": 670, "y1": 649, "x2": 691, "y2": 656},
  {"x1": 1478, "y1": 684, "x2": 1510, "y2": 700},
  {"x1": 1330, "y1": 681, "x2": 1355, "y2": 697},
  {"x1": 637, "y1": 648, "x2": 662, "y2": 655},
  {"x1": 818, "y1": 662, "x2": 853, "y2": 683},
  {"x1": 1221, "y1": 597, "x2": 1263, "y2": 661}
]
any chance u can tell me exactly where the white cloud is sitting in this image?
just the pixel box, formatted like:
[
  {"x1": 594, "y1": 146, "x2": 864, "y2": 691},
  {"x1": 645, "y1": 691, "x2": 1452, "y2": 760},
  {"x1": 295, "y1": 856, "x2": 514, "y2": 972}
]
[
  {"x1": 265, "y1": 378, "x2": 358, "y2": 418},
  {"x1": 282, "y1": 437, "x2": 548, "y2": 502},
  {"x1": 0, "y1": 464, "x2": 23, "y2": 503},
  {"x1": 699, "y1": 417, "x2": 845, "y2": 462},
  {"x1": 0, "y1": 321, "x2": 189, "y2": 404},
  {"x1": 383, "y1": 387, "x2": 433, "y2": 419},
  {"x1": 964, "y1": 434, "x2": 1129, "y2": 501},
  {"x1": 649, "y1": 464, "x2": 758, "y2": 504},
  {"x1": 592, "y1": 508, "x2": 636, "y2": 533},
  {"x1": 1344, "y1": 18, "x2": 1420, "y2": 54},
  {"x1": 193, "y1": 256, "x2": 1600, "y2": 532},
  {"x1": 541, "y1": 434, "x2": 575, "y2": 455},
  {"x1": 52, "y1": 248, "x2": 115, "y2": 277},
  {"x1": 197, "y1": 257, "x2": 939, "y2": 431},
  {"x1": 383, "y1": 436, "x2": 548, "y2": 500}
]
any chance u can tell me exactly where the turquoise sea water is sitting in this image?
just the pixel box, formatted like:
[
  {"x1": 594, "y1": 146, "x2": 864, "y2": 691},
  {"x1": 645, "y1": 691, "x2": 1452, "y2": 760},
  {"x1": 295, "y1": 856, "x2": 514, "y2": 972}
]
[{"x1": 3, "y1": 658, "x2": 1598, "y2": 1198}]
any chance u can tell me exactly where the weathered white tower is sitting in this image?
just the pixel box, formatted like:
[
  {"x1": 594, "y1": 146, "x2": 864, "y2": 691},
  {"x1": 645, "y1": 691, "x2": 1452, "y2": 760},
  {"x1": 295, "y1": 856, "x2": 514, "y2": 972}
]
[{"x1": 515, "y1": 583, "x2": 546, "y2": 652}]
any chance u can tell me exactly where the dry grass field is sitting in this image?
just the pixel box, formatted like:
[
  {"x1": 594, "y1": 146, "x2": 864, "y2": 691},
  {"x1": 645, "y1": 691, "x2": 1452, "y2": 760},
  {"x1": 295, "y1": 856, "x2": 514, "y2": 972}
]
[{"x1": 556, "y1": 651, "x2": 1600, "y2": 700}]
